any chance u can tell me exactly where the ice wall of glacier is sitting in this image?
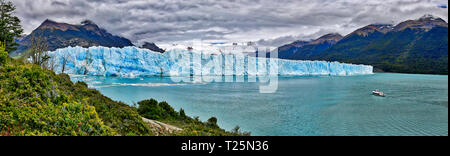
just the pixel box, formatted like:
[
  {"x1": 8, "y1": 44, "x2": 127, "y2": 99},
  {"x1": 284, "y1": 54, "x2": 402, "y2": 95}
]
[{"x1": 46, "y1": 46, "x2": 373, "y2": 77}]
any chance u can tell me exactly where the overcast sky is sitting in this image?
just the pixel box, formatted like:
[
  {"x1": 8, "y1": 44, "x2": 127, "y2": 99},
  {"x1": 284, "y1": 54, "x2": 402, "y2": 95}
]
[{"x1": 12, "y1": 0, "x2": 449, "y2": 47}]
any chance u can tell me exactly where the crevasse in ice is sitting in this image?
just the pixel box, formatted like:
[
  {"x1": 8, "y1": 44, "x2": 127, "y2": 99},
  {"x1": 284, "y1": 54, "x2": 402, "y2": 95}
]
[{"x1": 46, "y1": 46, "x2": 373, "y2": 77}]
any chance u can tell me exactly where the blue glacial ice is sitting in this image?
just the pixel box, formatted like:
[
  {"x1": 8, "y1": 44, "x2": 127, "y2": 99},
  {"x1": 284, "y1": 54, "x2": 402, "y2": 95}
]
[{"x1": 46, "y1": 46, "x2": 373, "y2": 77}]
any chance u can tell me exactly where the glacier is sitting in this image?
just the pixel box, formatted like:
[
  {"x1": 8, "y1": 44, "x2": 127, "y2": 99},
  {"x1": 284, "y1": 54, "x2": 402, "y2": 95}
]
[{"x1": 45, "y1": 46, "x2": 373, "y2": 77}]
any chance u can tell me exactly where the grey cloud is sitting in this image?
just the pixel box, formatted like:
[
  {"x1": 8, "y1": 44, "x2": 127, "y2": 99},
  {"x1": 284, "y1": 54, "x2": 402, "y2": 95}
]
[
  {"x1": 256, "y1": 29, "x2": 339, "y2": 47},
  {"x1": 51, "y1": 1, "x2": 66, "y2": 6},
  {"x1": 10, "y1": 0, "x2": 449, "y2": 46}
]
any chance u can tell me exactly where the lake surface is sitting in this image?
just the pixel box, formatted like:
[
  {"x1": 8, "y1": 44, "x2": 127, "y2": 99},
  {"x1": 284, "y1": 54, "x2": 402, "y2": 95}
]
[{"x1": 71, "y1": 73, "x2": 448, "y2": 136}]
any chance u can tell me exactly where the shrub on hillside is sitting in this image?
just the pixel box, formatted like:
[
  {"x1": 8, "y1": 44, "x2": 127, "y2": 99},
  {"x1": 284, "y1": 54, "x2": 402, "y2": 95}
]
[
  {"x1": 0, "y1": 61, "x2": 114, "y2": 136},
  {"x1": 137, "y1": 99, "x2": 179, "y2": 120},
  {"x1": 136, "y1": 98, "x2": 251, "y2": 136},
  {"x1": 207, "y1": 117, "x2": 219, "y2": 128},
  {"x1": 1, "y1": 57, "x2": 151, "y2": 136}
]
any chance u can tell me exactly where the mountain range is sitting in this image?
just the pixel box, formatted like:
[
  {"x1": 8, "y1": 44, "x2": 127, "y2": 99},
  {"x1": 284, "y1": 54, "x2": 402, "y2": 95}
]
[
  {"x1": 276, "y1": 14, "x2": 448, "y2": 74},
  {"x1": 11, "y1": 19, "x2": 164, "y2": 56},
  {"x1": 277, "y1": 33, "x2": 343, "y2": 60}
]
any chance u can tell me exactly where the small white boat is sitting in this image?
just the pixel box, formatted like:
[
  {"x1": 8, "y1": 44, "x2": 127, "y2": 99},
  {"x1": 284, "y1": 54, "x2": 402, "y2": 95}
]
[{"x1": 372, "y1": 89, "x2": 386, "y2": 97}]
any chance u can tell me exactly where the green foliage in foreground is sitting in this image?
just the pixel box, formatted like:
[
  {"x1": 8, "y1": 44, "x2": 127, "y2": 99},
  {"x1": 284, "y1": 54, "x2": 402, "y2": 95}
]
[
  {"x1": 54, "y1": 75, "x2": 152, "y2": 136},
  {"x1": 0, "y1": 61, "x2": 115, "y2": 136},
  {"x1": 0, "y1": 52, "x2": 152, "y2": 136},
  {"x1": 137, "y1": 99, "x2": 251, "y2": 136}
]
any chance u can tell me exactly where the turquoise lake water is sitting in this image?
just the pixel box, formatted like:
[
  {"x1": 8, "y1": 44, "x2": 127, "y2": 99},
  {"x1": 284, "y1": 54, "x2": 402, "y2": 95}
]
[{"x1": 71, "y1": 73, "x2": 448, "y2": 136}]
